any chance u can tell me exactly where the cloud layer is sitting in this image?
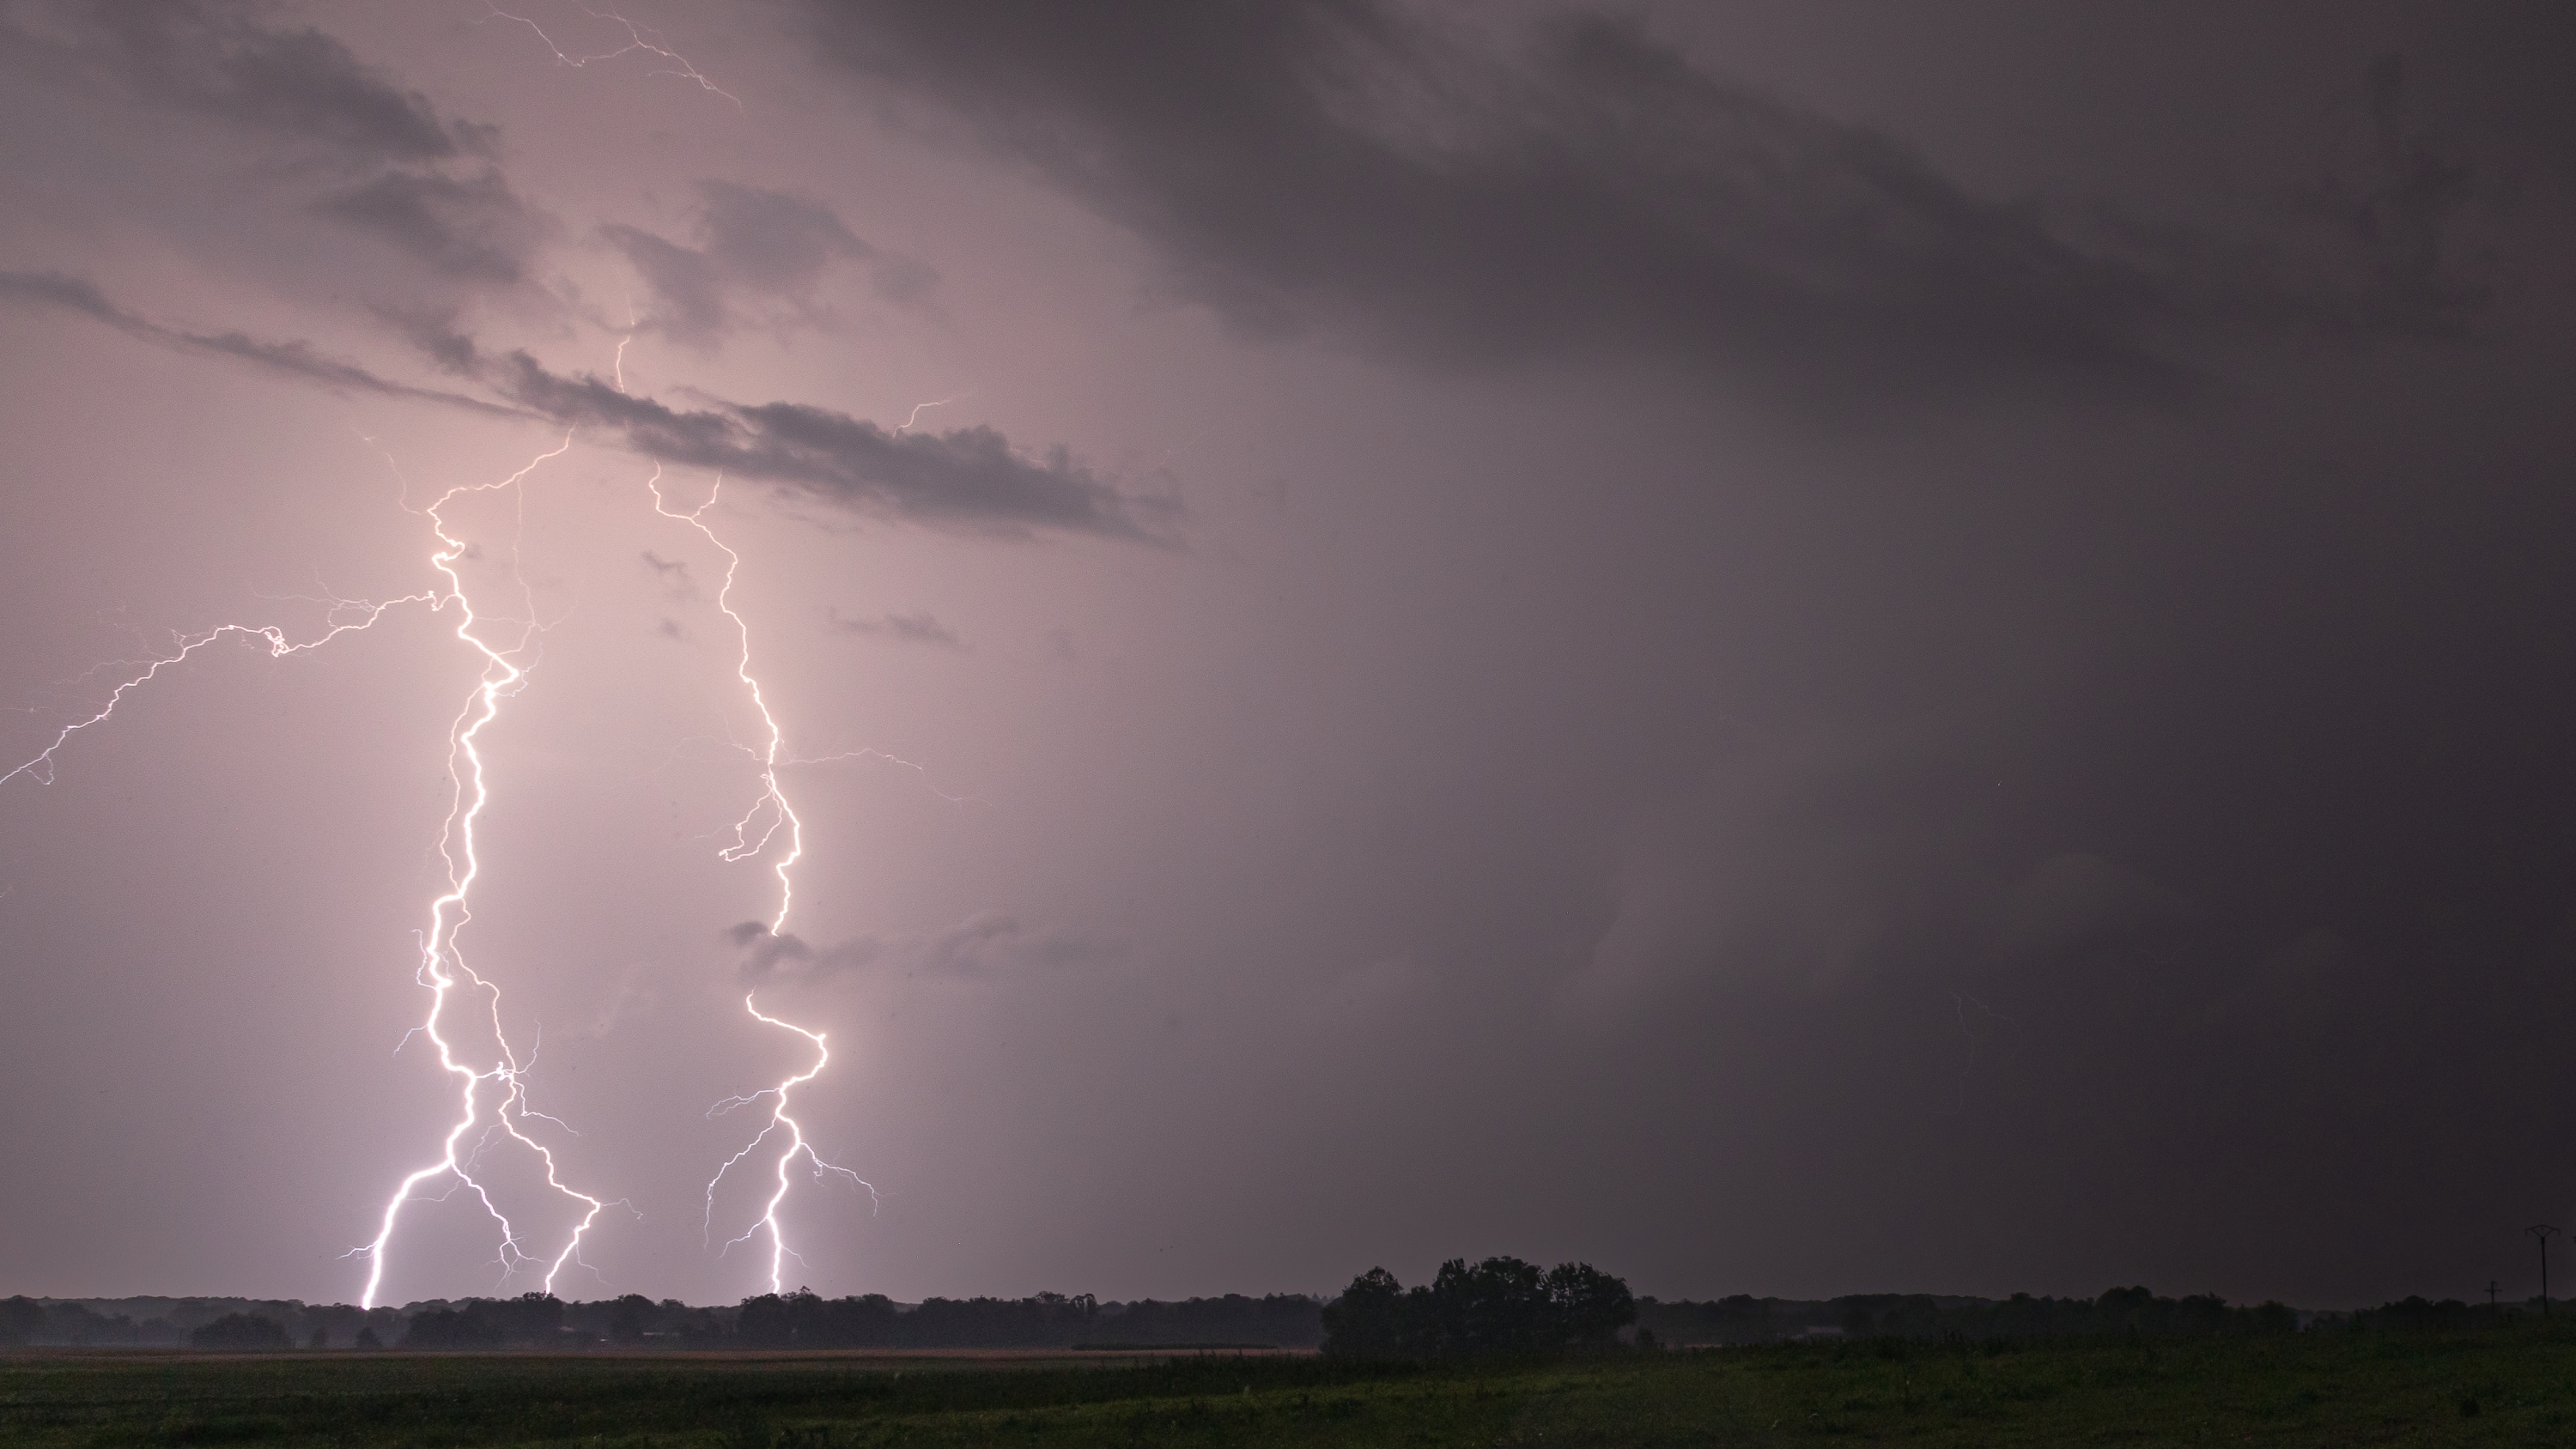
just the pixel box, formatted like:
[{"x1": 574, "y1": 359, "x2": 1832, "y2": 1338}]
[
  {"x1": 604, "y1": 181, "x2": 939, "y2": 349},
  {"x1": 3, "y1": 0, "x2": 548, "y2": 284},
  {"x1": 810, "y1": 0, "x2": 2485, "y2": 409},
  {"x1": 0, "y1": 270, "x2": 1158, "y2": 540}
]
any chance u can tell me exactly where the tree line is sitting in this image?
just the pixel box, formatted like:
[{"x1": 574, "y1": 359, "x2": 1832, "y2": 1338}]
[
  {"x1": 1319, "y1": 1258, "x2": 1637, "y2": 1357},
  {"x1": 0, "y1": 1290, "x2": 1327, "y2": 1350},
  {"x1": 1636, "y1": 1287, "x2": 2300, "y2": 1344},
  {"x1": 27, "y1": 1281, "x2": 2530, "y2": 1354},
  {"x1": 398, "y1": 1289, "x2": 1334, "y2": 1349}
]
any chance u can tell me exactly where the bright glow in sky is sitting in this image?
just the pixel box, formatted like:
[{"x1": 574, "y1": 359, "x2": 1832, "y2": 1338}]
[{"x1": 4, "y1": 0, "x2": 2575, "y2": 1312}]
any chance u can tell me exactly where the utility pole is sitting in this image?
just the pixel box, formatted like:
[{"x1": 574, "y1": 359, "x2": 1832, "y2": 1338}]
[
  {"x1": 2529, "y1": 1225, "x2": 2561, "y2": 1316},
  {"x1": 2489, "y1": 1281, "x2": 2501, "y2": 1310}
]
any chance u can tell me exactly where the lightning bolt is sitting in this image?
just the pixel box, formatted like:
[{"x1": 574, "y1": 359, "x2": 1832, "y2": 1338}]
[
  {"x1": 3, "y1": 432, "x2": 621, "y2": 1306},
  {"x1": 894, "y1": 393, "x2": 970, "y2": 434},
  {"x1": 350, "y1": 434, "x2": 622, "y2": 1308},
  {"x1": 482, "y1": 3, "x2": 743, "y2": 108},
  {"x1": 647, "y1": 466, "x2": 876, "y2": 1294},
  {"x1": 2, "y1": 596, "x2": 436, "y2": 791},
  {"x1": 787, "y1": 745, "x2": 980, "y2": 805}
]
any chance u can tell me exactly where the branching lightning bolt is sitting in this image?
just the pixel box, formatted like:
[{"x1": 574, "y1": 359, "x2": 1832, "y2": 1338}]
[
  {"x1": 2, "y1": 598, "x2": 435, "y2": 791},
  {"x1": 786, "y1": 745, "x2": 980, "y2": 805},
  {"x1": 349, "y1": 434, "x2": 623, "y2": 1308},
  {"x1": 482, "y1": 3, "x2": 743, "y2": 108},
  {"x1": 647, "y1": 465, "x2": 876, "y2": 1294},
  {"x1": 4, "y1": 433, "x2": 623, "y2": 1307}
]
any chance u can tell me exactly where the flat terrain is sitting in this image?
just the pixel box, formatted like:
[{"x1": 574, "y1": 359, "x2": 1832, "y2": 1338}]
[{"x1": 9, "y1": 1326, "x2": 2576, "y2": 1446}]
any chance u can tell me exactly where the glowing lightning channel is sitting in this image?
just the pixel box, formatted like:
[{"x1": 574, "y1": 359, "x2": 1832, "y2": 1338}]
[
  {"x1": 482, "y1": 3, "x2": 743, "y2": 108},
  {"x1": 786, "y1": 745, "x2": 980, "y2": 804},
  {"x1": 3, "y1": 433, "x2": 618, "y2": 1307},
  {"x1": 353, "y1": 433, "x2": 619, "y2": 1309},
  {"x1": 647, "y1": 464, "x2": 875, "y2": 1294},
  {"x1": 894, "y1": 393, "x2": 970, "y2": 434},
  {"x1": 2, "y1": 597, "x2": 437, "y2": 791}
]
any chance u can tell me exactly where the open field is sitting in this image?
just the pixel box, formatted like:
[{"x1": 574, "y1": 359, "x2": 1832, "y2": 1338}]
[{"x1": 11, "y1": 1327, "x2": 2576, "y2": 1446}]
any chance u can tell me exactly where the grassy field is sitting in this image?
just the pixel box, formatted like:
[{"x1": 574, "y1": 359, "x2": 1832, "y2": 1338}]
[{"x1": 10, "y1": 1326, "x2": 2576, "y2": 1446}]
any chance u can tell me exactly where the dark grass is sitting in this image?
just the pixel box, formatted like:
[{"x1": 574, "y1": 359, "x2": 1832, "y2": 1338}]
[{"x1": 11, "y1": 1324, "x2": 2576, "y2": 1446}]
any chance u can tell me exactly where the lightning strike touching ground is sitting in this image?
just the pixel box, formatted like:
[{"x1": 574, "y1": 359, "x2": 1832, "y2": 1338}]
[
  {"x1": 352, "y1": 434, "x2": 619, "y2": 1308},
  {"x1": 2, "y1": 433, "x2": 619, "y2": 1307},
  {"x1": 647, "y1": 464, "x2": 876, "y2": 1294}
]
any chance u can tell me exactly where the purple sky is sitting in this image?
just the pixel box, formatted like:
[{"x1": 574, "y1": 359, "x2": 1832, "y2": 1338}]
[{"x1": 3, "y1": 0, "x2": 2573, "y2": 1312}]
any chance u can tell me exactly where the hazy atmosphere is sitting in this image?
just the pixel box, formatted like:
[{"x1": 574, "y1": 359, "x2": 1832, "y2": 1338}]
[{"x1": 3, "y1": 0, "x2": 2573, "y2": 1315}]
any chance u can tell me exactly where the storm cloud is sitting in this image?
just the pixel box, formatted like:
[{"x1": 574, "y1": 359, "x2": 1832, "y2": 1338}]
[
  {"x1": 0, "y1": 270, "x2": 527, "y2": 417},
  {"x1": 1, "y1": 271, "x2": 1153, "y2": 539},
  {"x1": 5, "y1": 0, "x2": 2574, "y2": 1319},
  {"x1": 2, "y1": 0, "x2": 550, "y2": 285},
  {"x1": 603, "y1": 182, "x2": 938, "y2": 349},
  {"x1": 825, "y1": 607, "x2": 963, "y2": 648},
  {"x1": 464, "y1": 338, "x2": 1159, "y2": 537},
  {"x1": 807, "y1": 0, "x2": 2487, "y2": 409}
]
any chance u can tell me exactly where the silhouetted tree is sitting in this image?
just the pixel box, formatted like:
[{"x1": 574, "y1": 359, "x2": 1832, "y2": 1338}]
[
  {"x1": 1545, "y1": 1262, "x2": 1637, "y2": 1349},
  {"x1": 1430, "y1": 1256, "x2": 1553, "y2": 1355},
  {"x1": 1319, "y1": 1268, "x2": 1413, "y2": 1357},
  {"x1": 2356, "y1": 1295, "x2": 2475, "y2": 1331},
  {"x1": 0, "y1": 1297, "x2": 42, "y2": 1346},
  {"x1": 608, "y1": 1293, "x2": 653, "y2": 1344},
  {"x1": 1323, "y1": 1258, "x2": 1636, "y2": 1357},
  {"x1": 480, "y1": 1292, "x2": 566, "y2": 1345},
  {"x1": 189, "y1": 1313, "x2": 289, "y2": 1350},
  {"x1": 399, "y1": 1307, "x2": 505, "y2": 1350},
  {"x1": 736, "y1": 1293, "x2": 787, "y2": 1348}
]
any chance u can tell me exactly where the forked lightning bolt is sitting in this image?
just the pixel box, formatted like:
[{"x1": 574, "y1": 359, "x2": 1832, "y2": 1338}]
[
  {"x1": 482, "y1": 3, "x2": 742, "y2": 107},
  {"x1": 2, "y1": 596, "x2": 435, "y2": 791},
  {"x1": 647, "y1": 465, "x2": 876, "y2": 1294},
  {"x1": 3, "y1": 434, "x2": 621, "y2": 1306},
  {"x1": 354, "y1": 434, "x2": 623, "y2": 1307}
]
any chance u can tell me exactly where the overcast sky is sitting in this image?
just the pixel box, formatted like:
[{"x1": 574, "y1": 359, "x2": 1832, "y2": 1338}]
[{"x1": 3, "y1": 0, "x2": 2573, "y2": 1312}]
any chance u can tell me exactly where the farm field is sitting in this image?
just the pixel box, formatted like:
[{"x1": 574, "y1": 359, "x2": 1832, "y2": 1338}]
[{"x1": 9, "y1": 1327, "x2": 2576, "y2": 1446}]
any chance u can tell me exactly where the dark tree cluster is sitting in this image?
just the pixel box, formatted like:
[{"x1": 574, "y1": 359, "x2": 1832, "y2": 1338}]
[
  {"x1": 2339, "y1": 1295, "x2": 2557, "y2": 1331},
  {"x1": 0, "y1": 1289, "x2": 1327, "y2": 1351},
  {"x1": 730, "y1": 1288, "x2": 1321, "y2": 1349},
  {"x1": 0, "y1": 1296, "x2": 51, "y2": 1345},
  {"x1": 399, "y1": 1293, "x2": 567, "y2": 1349},
  {"x1": 1319, "y1": 1258, "x2": 1637, "y2": 1358},
  {"x1": 186, "y1": 1312, "x2": 289, "y2": 1350},
  {"x1": 1635, "y1": 1287, "x2": 2299, "y2": 1345},
  {"x1": 0, "y1": 1294, "x2": 396, "y2": 1348},
  {"x1": 1087, "y1": 1292, "x2": 1322, "y2": 1349}
]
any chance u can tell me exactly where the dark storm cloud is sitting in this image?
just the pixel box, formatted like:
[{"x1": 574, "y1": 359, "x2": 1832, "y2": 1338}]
[
  {"x1": 603, "y1": 182, "x2": 938, "y2": 348},
  {"x1": 824, "y1": 607, "x2": 963, "y2": 648},
  {"x1": 730, "y1": 915, "x2": 1119, "y2": 984},
  {"x1": 3, "y1": 265, "x2": 1155, "y2": 537},
  {"x1": 417, "y1": 330, "x2": 1159, "y2": 537},
  {"x1": 3, "y1": 0, "x2": 477, "y2": 164},
  {"x1": 600, "y1": 224, "x2": 730, "y2": 346},
  {"x1": 0, "y1": 270, "x2": 527, "y2": 418},
  {"x1": 456, "y1": 339, "x2": 1159, "y2": 537},
  {"x1": 1, "y1": 0, "x2": 546, "y2": 284},
  {"x1": 316, "y1": 169, "x2": 545, "y2": 284},
  {"x1": 696, "y1": 181, "x2": 937, "y2": 304},
  {"x1": 807, "y1": 1, "x2": 2482, "y2": 406}
]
